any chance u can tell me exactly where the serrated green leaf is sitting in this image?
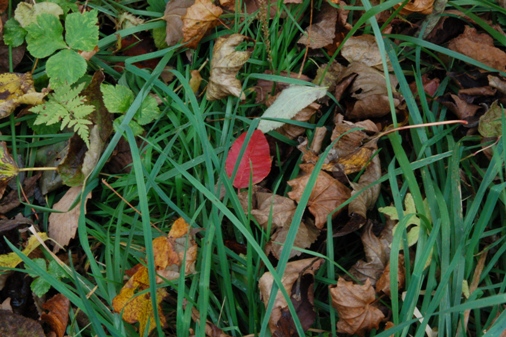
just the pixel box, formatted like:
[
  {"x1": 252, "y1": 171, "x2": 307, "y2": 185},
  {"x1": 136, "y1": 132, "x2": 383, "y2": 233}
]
[
  {"x1": 27, "y1": 258, "x2": 47, "y2": 278},
  {"x1": 136, "y1": 95, "x2": 161, "y2": 125},
  {"x1": 3, "y1": 19, "x2": 27, "y2": 47},
  {"x1": 31, "y1": 277, "x2": 52, "y2": 297},
  {"x1": 100, "y1": 84, "x2": 134, "y2": 113},
  {"x1": 14, "y1": 2, "x2": 63, "y2": 28},
  {"x1": 478, "y1": 100, "x2": 505, "y2": 138},
  {"x1": 46, "y1": 49, "x2": 87, "y2": 87},
  {"x1": 257, "y1": 85, "x2": 327, "y2": 133},
  {"x1": 65, "y1": 10, "x2": 99, "y2": 51},
  {"x1": 25, "y1": 14, "x2": 67, "y2": 58},
  {"x1": 114, "y1": 115, "x2": 144, "y2": 136},
  {"x1": 31, "y1": 100, "x2": 67, "y2": 125}
]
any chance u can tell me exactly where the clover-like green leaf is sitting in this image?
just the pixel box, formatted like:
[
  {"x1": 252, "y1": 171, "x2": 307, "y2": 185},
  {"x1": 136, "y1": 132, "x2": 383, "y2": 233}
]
[
  {"x1": 25, "y1": 13, "x2": 67, "y2": 58},
  {"x1": 65, "y1": 10, "x2": 99, "y2": 51},
  {"x1": 3, "y1": 19, "x2": 27, "y2": 47},
  {"x1": 136, "y1": 95, "x2": 161, "y2": 125},
  {"x1": 46, "y1": 49, "x2": 87, "y2": 87}
]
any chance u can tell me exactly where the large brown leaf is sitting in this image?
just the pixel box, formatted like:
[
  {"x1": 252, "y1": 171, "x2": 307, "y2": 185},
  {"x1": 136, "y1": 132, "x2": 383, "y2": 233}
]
[
  {"x1": 297, "y1": 2, "x2": 337, "y2": 49},
  {"x1": 330, "y1": 278, "x2": 385, "y2": 337},
  {"x1": 249, "y1": 192, "x2": 297, "y2": 230},
  {"x1": 182, "y1": 0, "x2": 222, "y2": 49},
  {"x1": 267, "y1": 221, "x2": 319, "y2": 259},
  {"x1": 287, "y1": 164, "x2": 351, "y2": 229},
  {"x1": 163, "y1": 0, "x2": 194, "y2": 46},
  {"x1": 341, "y1": 35, "x2": 392, "y2": 70},
  {"x1": 206, "y1": 34, "x2": 250, "y2": 100},
  {"x1": 258, "y1": 258, "x2": 323, "y2": 336}
]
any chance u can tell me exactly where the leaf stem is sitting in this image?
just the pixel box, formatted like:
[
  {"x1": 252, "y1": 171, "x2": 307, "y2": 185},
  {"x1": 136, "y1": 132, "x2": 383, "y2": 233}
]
[{"x1": 18, "y1": 167, "x2": 57, "y2": 172}]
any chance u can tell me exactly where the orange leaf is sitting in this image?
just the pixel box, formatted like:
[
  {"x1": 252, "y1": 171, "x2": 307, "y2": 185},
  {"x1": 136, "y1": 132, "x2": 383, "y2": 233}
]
[
  {"x1": 40, "y1": 293, "x2": 70, "y2": 337},
  {"x1": 395, "y1": 0, "x2": 434, "y2": 15},
  {"x1": 182, "y1": 0, "x2": 223, "y2": 49}
]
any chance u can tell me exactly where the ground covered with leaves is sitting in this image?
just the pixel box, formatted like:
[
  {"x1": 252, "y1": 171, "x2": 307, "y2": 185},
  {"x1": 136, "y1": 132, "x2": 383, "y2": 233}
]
[{"x1": 1, "y1": 0, "x2": 506, "y2": 336}]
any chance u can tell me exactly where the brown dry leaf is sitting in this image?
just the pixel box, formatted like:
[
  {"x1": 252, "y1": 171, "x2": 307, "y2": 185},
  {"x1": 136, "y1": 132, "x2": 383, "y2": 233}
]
[
  {"x1": 0, "y1": 141, "x2": 18, "y2": 199},
  {"x1": 330, "y1": 278, "x2": 385, "y2": 337},
  {"x1": 0, "y1": 311, "x2": 45, "y2": 337},
  {"x1": 341, "y1": 35, "x2": 392, "y2": 70},
  {"x1": 219, "y1": 0, "x2": 235, "y2": 11},
  {"x1": 255, "y1": 71, "x2": 312, "y2": 104},
  {"x1": 337, "y1": 62, "x2": 401, "y2": 119},
  {"x1": 438, "y1": 93, "x2": 481, "y2": 120},
  {"x1": 267, "y1": 221, "x2": 319, "y2": 259},
  {"x1": 287, "y1": 164, "x2": 351, "y2": 229},
  {"x1": 348, "y1": 221, "x2": 393, "y2": 285},
  {"x1": 277, "y1": 103, "x2": 320, "y2": 140},
  {"x1": 249, "y1": 192, "x2": 297, "y2": 230},
  {"x1": 396, "y1": 0, "x2": 434, "y2": 15},
  {"x1": 190, "y1": 306, "x2": 233, "y2": 337},
  {"x1": 243, "y1": 0, "x2": 280, "y2": 17},
  {"x1": 40, "y1": 293, "x2": 70, "y2": 337},
  {"x1": 449, "y1": 26, "x2": 506, "y2": 72},
  {"x1": 376, "y1": 254, "x2": 405, "y2": 296},
  {"x1": 258, "y1": 258, "x2": 324, "y2": 336},
  {"x1": 112, "y1": 267, "x2": 168, "y2": 335},
  {"x1": 0, "y1": 72, "x2": 46, "y2": 118},
  {"x1": 0, "y1": 0, "x2": 7, "y2": 13},
  {"x1": 313, "y1": 61, "x2": 345, "y2": 94},
  {"x1": 48, "y1": 186, "x2": 91, "y2": 252},
  {"x1": 488, "y1": 75, "x2": 506, "y2": 95},
  {"x1": 164, "y1": 0, "x2": 194, "y2": 46},
  {"x1": 0, "y1": 173, "x2": 40, "y2": 214},
  {"x1": 207, "y1": 34, "x2": 250, "y2": 100},
  {"x1": 297, "y1": 2, "x2": 337, "y2": 49},
  {"x1": 182, "y1": 0, "x2": 223, "y2": 49}
]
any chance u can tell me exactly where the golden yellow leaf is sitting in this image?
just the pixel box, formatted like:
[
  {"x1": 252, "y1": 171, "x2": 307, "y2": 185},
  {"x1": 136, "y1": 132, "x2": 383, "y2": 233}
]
[
  {"x1": 0, "y1": 232, "x2": 49, "y2": 268},
  {"x1": 182, "y1": 0, "x2": 222, "y2": 49},
  {"x1": 0, "y1": 72, "x2": 46, "y2": 118}
]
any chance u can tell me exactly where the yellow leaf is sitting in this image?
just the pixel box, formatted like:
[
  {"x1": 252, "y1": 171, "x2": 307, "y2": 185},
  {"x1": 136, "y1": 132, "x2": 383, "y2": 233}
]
[
  {"x1": 0, "y1": 72, "x2": 46, "y2": 118},
  {"x1": 0, "y1": 232, "x2": 49, "y2": 268}
]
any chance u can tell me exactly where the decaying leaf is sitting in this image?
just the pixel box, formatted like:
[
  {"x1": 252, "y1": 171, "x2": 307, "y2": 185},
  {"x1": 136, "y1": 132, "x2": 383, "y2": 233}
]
[
  {"x1": 376, "y1": 254, "x2": 405, "y2": 296},
  {"x1": 255, "y1": 71, "x2": 312, "y2": 104},
  {"x1": 287, "y1": 164, "x2": 351, "y2": 229},
  {"x1": 277, "y1": 102, "x2": 320, "y2": 140},
  {"x1": 40, "y1": 293, "x2": 70, "y2": 337},
  {"x1": 0, "y1": 232, "x2": 49, "y2": 268},
  {"x1": 0, "y1": 72, "x2": 46, "y2": 118},
  {"x1": 0, "y1": 141, "x2": 18, "y2": 198},
  {"x1": 163, "y1": 0, "x2": 194, "y2": 46},
  {"x1": 341, "y1": 35, "x2": 392, "y2": 70},
  {"x1": 449, "y1": 26, "x2": 506, "y2": 72},
  {"x1": 0, "y1": 311, "x2": 45, "y2": 337},
  {"x1": 336, "y1": 62, "x2": 402, "y2": 119},
  {"x1": 0, "y1": 173, "x2": 40, "y2": 214},
  {"x1": 225, "y1": 130, "x2": 272, "y2": 188},
  {"x1": 258, "y1": 258, "x2": 323, "y2": 336},
  {"x1": 478, "y1": 100, "x2": 504, "y2": 138},
  {"x1": 395, "y1": 0, "x2": 434, "y2": 15},
  {"x1": 113, "y1": 218, "x2": 197, "y2": 334},
  {"x1": 330, "y1": 278, "x2": 385, "y2": 337},
  {"x1": 438, "y1": 93, "x2": 481, "y2": 120},
  {"x1": 48, "y1": 186, "x2": 92, "y2": 252},
  {"x1": 207, "y1": 34, "x2": 250, "y2": 100},
  {"x1": 248, "y1": 192, "x2": 297, "y2": 229},
  {"x1": 297, "y1": 2, "x2": 337, "y2": 49},
  {"x1": 182, "y1": 0, "x2": 222, "y2": 49},
  {"x1": 348, "y1": 221, "x2": 393, "y2": 285},
  {"x1": 267, "y1": 221, "x2": 319, "y2": 259}
]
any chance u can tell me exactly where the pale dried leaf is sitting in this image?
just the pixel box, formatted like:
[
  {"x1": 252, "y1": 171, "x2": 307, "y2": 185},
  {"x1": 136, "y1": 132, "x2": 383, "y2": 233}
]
[
  {"x1": 341, "y1": 35, "x2": 392, "y2": 70},
  {"x1": 249, "y1": 192, "x2": 297, "y2": 230},
  {"x1": 182, "y1": 0, "x2": 223, "y2": 49},
  {"x1": 268, "y1": 221, "x2": 320, "y2": 259}
]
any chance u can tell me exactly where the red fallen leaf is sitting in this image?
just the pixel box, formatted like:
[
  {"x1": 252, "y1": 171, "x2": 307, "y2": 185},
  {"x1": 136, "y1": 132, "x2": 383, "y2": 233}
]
[{"x1": 226, "y1": 130, "x2": 272, "y2": 188}]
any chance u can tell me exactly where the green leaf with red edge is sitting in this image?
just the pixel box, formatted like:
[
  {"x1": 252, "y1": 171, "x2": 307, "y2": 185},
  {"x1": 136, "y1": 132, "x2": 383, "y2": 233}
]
[{"x1": 225, "y1": 130, "x2": 272, "y2": 188}]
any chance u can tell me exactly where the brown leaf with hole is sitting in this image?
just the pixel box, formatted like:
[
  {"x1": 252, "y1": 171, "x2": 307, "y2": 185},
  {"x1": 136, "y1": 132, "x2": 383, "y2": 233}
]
[
  {"x1": 287, "y1": 164, "x2": 351, "y2": 229},
  {"x1": 49, "y1": 186, "x2": 91, "y2": 252},
  {"x1": 206, "y1": 34, "x2": 250, "y2": 100},
  {"x1": 449, "y1": 26, "x2": 506, "y2": 72},
  {"x1": 267, "y1": 221, "x2": 320, "y2": 259},
  {"x1": 337, "y1": 62, "x2": 402, "y2": 119},
  {"x1": 259, "y1": 258, "x2": 324, "y2": 336},
  {"x1": 341, "y1": 35, "x2": 392, "y2": 70},
  {"x1": 348, "y1": 221, "x2": 393, "y2": 285},
  {"x1": 297, "y1": 2, "x2": 337, "y2": 49},
  {"x1": 163, "y1": 0, "x2": 194, "y2": 46},
  {"x1": 182, "y1": 0, "x2": 223, "y2": 49},
  {"x1": 40, "y1": 293, "x2": 70, "y2": 337},
  {"x1": 376, "y1": 254, "x2": 405, "y2": 296},
  {"x1": 395, "y1": 0, "x2": 434, "y2": 15},
  {"x1": 330, "y1": 278, "x2": 385, "y2": 337}
]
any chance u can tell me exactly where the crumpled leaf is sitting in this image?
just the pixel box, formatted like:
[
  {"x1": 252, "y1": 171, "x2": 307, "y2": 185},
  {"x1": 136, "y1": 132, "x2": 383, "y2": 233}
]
[
  {"x1": 113, "y1": 218, "x2": 197, "y2": 334},
  {"x1": 257, "y1": 85, "x2": 327, "y2": 133},
  {"x1": 287, "y1": 164, "x2": 351, "y2": 229},
  {"x1": 163, "y1": 0, "x2": 194, "y2": 46},
  {"x1": 267, "y1": 221, "x2": 319, "y2": 259},
  {"x1": 182, "y1": 0, "x2": 222, "y2": 49},
  {"x1": 255, "y1": 71, "x2": 312, "y2": 104},
  {"x1": 225, "y1": 130, "x2": 272, "y2": 188},
  {"x1": 330, "y1": 278, "x2": 385, "y2": 337},
  {"x1": 478, "y1": 100, "x2": 504, "y2": 138},
  {"x1": 40, "y1": 293, "x2": 70, "y2": 337},
  {"x1": 395, "y1": 0, "x2": 434, "y2": 15},
  {"x1": 277, "y1": 102, "x2": 320, "y2": 140},
  {"x1": 376, "y1": 254, "x2": 405, "y2": 296},
  {"x1": 449, "y1": 26, "x2": 506, "y2": 72},
  {"x1": 341, "y1": 35, "x2": 392, "y2": 70},
  {"x1": 0, "y1": 72, "x2": 46, "y2": 118},
  {"x1": 0, "y1": 232, "x2": 49, "y2": 268},
  {"x1": 207, "y1": 34, "x2": 250, "y2": 101},
  {"x1": 0, "y1": 311, "x2": 45, "y2": 337},
  {"x1": 349, "y1": 221, "x2": 393, "y2": 285},
  {"x1": 336, "y1": 62, "x2": 402, "y2": 119},
  {"x1": 438, "y1": 93, "x2": 481, "y2": 120},
  {"x1": 248, "y1": 192, "x2": 297, "y2": 229},
  {"x1": 297, "y1": 2, "x2": 337, "y2": 49},
  {"x1": 258, "y1": 258, "x2": 323, "y2": 336},
  {"x1": 48, "y1": 186, "x2": 91, "y2": 252}
]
